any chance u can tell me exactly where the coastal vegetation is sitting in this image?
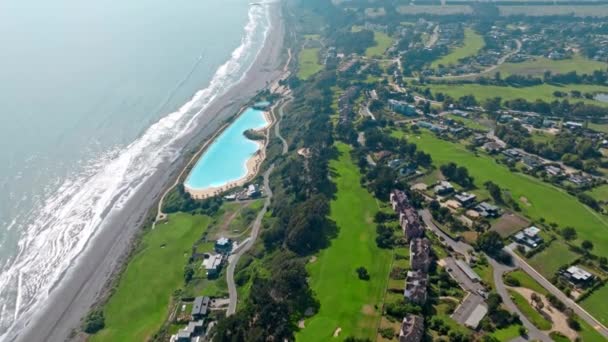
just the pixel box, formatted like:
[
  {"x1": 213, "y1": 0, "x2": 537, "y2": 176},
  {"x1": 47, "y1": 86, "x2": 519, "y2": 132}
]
[{"x1": 91, "y1": 213, "x2": 211, "y2": 342}]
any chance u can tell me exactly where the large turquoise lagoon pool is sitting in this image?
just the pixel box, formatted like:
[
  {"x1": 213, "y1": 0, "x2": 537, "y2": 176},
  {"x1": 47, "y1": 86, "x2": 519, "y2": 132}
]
[{"x1": 185, "y1": 107, "x2": 268, "y2": 190}]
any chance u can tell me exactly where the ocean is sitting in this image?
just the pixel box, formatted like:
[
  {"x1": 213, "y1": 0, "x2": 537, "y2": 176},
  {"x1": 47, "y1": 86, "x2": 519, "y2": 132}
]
[
  {"x1": 0, "y1": 0, "x2": 271, "y2": 339},
  {"x1": 185, "y1": 107, "x2": 269, "y2": 190}
]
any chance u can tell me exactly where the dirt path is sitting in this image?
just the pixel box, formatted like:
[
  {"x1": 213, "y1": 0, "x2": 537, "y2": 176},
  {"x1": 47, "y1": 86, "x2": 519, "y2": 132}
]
[{"x1": 510, "y1": 287, "x2": 578, "y2": 340}]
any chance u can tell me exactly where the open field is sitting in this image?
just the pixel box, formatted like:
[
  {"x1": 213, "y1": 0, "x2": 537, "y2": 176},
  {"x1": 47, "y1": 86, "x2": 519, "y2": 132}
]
[
  {"x1": 297, "y1": 47, "x2": 322, "y2": 80},
  {"x1": 426, "y1": 83, "x2": 608, "y2": 107},
  {"x1": 395, "y1": 130, "x2": 608, "y2": 257},
  {"x1": 397, "y1": 5, "x2": 472, "y2": 15},
  {"x1": 446, "y1": 114, "x2": 490, "y2": 132},
  {"x1": 579, "y1": 315, "x2": 608, "y2": 342},
  {"x1": 580, "y1": 284, "x2": 608, "y2": 326},
  {"x1": 508, "y1": 289, "x2": 552, "y2": 330},
  {"x1": 366, "y1": 31, "x2": 394, "y2": 58},
  {"x1": 496, "y1": 55, "x2": 607, "y2": 77},
  {"x1": 91, "y1": 213, "x2": 210, "y2": 342},
  {"x1": 297, "y1": 143, "x2": 392, "y2": 341},
  {"x1": 528, "y1": 241, "x2": 580, "y2": 279},
  {"x1": 490, "y1": 324, "x2": 523, "y2": 341},
  {"x1": 505, "y1": 269, "x2": 549, "y2": 296},
  {"x1": 431, "y1": 28, "x2": 484, "y2": 68},
  {"x1": 586, "y1": 184, "x2": 608, "y2": 202},
  {"x1": 589, "y1": 122, "x2": 608, "y2": 134},
  {"x1": 491, "y1": 212, "x2": 530, "y2": 238},
  {"x1": 499, "y1": 5, "x2": 608, "y2": 17}
]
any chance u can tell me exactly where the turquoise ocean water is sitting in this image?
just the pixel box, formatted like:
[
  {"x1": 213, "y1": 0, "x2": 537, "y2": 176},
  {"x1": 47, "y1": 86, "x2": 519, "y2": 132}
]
[
  {"x1": 185, "y1": 108, "x2": 268, "y2": 189},
  {"x1": 0, "y1": 0, "x2": 271, "y2": 338}
]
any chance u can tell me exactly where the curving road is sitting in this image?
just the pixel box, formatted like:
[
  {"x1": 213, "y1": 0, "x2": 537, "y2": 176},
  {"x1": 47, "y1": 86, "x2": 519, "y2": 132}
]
[{"x1": 226, "y1": 95, "x2": 290, "y2": 315}]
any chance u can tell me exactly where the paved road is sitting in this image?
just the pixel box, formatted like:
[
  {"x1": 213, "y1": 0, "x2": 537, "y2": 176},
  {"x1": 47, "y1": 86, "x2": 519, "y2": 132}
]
[
  {"x1": 490, "y1": 258, "x2": 552, "y2": 342},
  {"x1": 419, "y1": 209, "x2": 473, "y2": 258},
  {"x1": 275, "y1": 96, "x2": 291, "y2": 154},
  {"x1": 506, "y1": 247, "x2": 608, "y2": 338},
  {"x1": 226, "y1": 164, "x2": 274, "y2": 315}
]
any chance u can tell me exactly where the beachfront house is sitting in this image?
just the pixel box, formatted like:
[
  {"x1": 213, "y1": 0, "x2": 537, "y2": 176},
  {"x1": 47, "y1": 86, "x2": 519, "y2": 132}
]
[
  {"x1": 399, "y1": 315, "x2": 424, "y2": 342},
  {"x1": 513, "y1": 226, "x2": 543, "y2": 249},
  {"x1": 214, "y1": 237, "x2": 233, "y2": 254},
  {"x1": 191, "y1": 296, "x2": 210, "y2": 320},
  {"x1": 202, "y1": 253, "x2": 223, "y2": 278}
]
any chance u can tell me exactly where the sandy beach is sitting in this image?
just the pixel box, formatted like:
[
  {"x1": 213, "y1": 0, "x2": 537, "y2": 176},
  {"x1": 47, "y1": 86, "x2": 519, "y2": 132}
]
[
  {"x1": 185, "y1": 109, "x2": 274, "y2": 199},
  {"x1": 15, "y1": 3, "x2": 285, "y2": 342}
]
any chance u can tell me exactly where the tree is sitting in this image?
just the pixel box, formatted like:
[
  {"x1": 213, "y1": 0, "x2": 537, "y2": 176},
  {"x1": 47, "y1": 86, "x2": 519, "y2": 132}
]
[
  {"x1": 561, "y1": 227, "x2": 577, "y2": 241},
  {"x1": 357, "y1": 266, "x2": 370, "y2": 280},
  {"x1": 83, "y1": 310, "x2": 105, "y2": 334},
  {"x1": 476, "y1": 231, "x2": 504, "y2": 256},
  {"x1": 484, "y1": 181, "x2": 503, "y2": 204},
  {"x1": 518, "y1": 326, "x2": 527, "y2": 336},
  {"x1": 184, "y1": 264, "x2": 194, "y2": 283},
  {"x1": 581, "y1": 240, "x2": 594, "y2": 254}
]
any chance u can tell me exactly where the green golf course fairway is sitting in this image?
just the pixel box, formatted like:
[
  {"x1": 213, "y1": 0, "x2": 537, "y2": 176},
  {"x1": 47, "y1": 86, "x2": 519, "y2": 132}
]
[
  {"x1": 401, "y1": 130, "x2": 608, "y2": 257},
  {"x1": 297, "y1": 143, "x2": 392, "y2": 341},
  {"x1": 92, "y1": 213, "x2": 211, "y2": 342}
]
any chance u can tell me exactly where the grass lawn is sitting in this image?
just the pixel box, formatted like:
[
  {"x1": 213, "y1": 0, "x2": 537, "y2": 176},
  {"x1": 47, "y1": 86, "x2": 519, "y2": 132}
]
[
  {"x1": 297, "y1": 47, "x2": 322, "y2": 80},
  {"x1": 508, "y1": 289, "x2": 552, "y2": 330},
  {"x1": 473, "y1": 262, "x2": 495, "y2": 290},
  {"x1": 92, "y1": 213, "x2": 210, "y2": 342},
  {"x1": 426, "y1": 83, "x2": 608, "y2": 107},
  {"x1": 431, "y1": 28, "x2": 484, "y2": 68},
  {"x1": 398, "y1": 130, "x2": 608, "y2": 257},
  {"x1": 586, "y1": 184, "x2": 608, "y2": 203},
  {"x1": 579, "y1": 315, "x2": 608, "y2": 342},
  {"x1": 296, "y1": 143, "x2": 392, "y2": 341},
  {"x1": 496, "y1": 54, "x2": 607, "y2": 77},
  {"x1": 528, "y1": 241, "x2": 580, "y2": 279},
  {"x1": 490, "y1": 324, "x2": 523, "y2": 340},
  {"x1": 580, "y1": 284, "x2": 608, "y2": 326},
  {"x1": 504, "y1": 269, "x2": 549, "y2": 296},
  {"x1": 589, "y1": 122, "x2": 608, "y2": 134},
  {"x1": 366, "y1": 31, "x2": 394, "y2": 57},
  {"x1": 550, "y1": 331, "x2": 570, "y2": 342},
  {"x1": 446, "y1": 114, "x2": 490, "y2": 132}
]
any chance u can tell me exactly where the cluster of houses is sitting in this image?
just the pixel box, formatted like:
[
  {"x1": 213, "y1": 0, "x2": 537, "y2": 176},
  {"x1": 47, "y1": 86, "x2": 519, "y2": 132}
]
[
  {"x1": 199, "y1": 237, "x2": 233, "y2": 279},
  {"x1": 438, "y1": 189, "x2": 501, "y2": 219},
  {"x1": 390, "y1": 189, "x2": 433, "y2": 342},
  {"x1": 170, "y1": 296, "x2": 211, "y2": 342}
]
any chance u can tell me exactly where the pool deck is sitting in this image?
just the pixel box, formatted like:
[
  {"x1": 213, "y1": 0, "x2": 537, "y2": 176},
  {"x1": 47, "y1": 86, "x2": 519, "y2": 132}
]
[{"x1": 184, "y1": 109, "x2": 274, "y2": 199}]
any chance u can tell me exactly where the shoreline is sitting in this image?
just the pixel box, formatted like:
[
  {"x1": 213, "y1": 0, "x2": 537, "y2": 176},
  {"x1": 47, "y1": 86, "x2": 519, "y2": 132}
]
[
  {"x1": 184, "y1": 109, "x2": 274, "y2": 199},
  {"x1": 14, "y1": 3, "x2": 286, "y2": 342}
]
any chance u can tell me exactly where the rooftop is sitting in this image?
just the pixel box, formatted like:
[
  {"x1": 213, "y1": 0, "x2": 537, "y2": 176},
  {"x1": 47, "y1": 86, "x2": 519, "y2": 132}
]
[
  {"x1": 464, "y1": 304, "x2": 488, "y2": 329},
  {"x1": 566, "y1": 266, "x2": 593, "y2": 281},
  {"x1": 455, "y1": 259, "x2": 481, "y2": 282}
]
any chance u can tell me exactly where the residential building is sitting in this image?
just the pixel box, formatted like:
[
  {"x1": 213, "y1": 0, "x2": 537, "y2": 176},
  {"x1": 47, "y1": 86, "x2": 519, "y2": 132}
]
[
  {"x1": 513, "y1": 226, "x2": 543, "y2": 248},
  {"x1": 390, "y1": 189, "x2": 409, "y2": 212},
  {"x1": 399, "y1": 208, "x2": 424, "y2": 242},
  {"x1": 545, "y1": 165, "x2": 564, "y2": 177},
  {"x1": 404, "y1": 270, "x2": 428, "y2": 304},
  {"x1": 502, "y1": 149, "x2": 521, "y2": 160},
  {"x1": 246, "y1": 184, "x2": 260, "y2": 198},
  {"x1": 399, "y1": 315, "x2": 424, "y2": 342},
  {"x1": 482, "y1": 141, "x2": 502, "y2": 153},
  {"x1": 434, "y1": 181, "x2": 454, "y2": 195},
  {"x1": 522, "y1": 155, "x2": 544, "y2": 169},
  {"x1": 563, "y1": 266, "x2": 594, "y2": 287},
  {"x1": 214, "y1": 237, "x2": 233, "y2": 254},
  {"x1": 202, "y1": 253, "x2": 223, "y2": 277},
  {"x1": 191, "y1": 296, "x2": 210, "y2": 320},
  {"x1": 564, "y1": 121, "x2": 584, "y2": 130},
  {"x1": 454, "y1": 192, "x2": 476, "y2": 207},
  {"x1": 568, "y1": 174, "x2": 592, "y2": 187},
  {"x1": 410, "y1": 238, "x2": 432, "y2": 272},
  {"x1": 475, "y1": 202, "x2": 501, "y2": 218},
  {"x1": 389, "y1": 99, "x2": 417, "y2": 116},
  {"x1": 171, "y1": 320, "x2": 205, "y2": 342}
]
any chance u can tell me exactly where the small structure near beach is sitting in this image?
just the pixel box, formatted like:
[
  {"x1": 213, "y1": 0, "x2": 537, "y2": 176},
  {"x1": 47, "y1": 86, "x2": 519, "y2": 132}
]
[{"x1": 214, "y1": 237, "x2": 233, "y2": 254}]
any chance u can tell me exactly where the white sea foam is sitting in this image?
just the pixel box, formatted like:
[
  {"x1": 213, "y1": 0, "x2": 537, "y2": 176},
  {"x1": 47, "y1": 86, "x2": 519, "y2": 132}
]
[{"x1": 0, "y1": 4, "x2": 271, "y2": 340}]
